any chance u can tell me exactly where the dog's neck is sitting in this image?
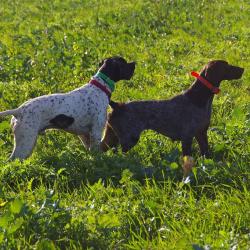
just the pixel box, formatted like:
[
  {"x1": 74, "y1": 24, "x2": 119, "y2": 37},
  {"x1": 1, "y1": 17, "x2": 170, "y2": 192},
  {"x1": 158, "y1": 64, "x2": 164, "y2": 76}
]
[
  {"x1": 184, "y1": 79, "x2": 218, "y2": 108},
  {"x1": 93, "y1": 71, "x2": 115, "y2": 92},
  {"x1": 89, "y1": 72, "x2": 116, "y2": 100}
]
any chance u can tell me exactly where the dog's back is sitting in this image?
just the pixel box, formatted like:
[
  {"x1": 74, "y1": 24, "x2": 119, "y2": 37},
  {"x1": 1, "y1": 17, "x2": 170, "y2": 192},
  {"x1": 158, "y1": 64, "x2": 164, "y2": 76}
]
[{"x1": 109, "y1": 94, "x2": 209, "y2": 142}]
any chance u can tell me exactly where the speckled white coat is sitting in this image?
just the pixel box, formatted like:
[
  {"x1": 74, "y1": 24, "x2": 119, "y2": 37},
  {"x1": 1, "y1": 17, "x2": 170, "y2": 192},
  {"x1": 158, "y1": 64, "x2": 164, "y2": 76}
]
[{"x1": 0, "y1": 77, "x2": 111, "y2": 160}]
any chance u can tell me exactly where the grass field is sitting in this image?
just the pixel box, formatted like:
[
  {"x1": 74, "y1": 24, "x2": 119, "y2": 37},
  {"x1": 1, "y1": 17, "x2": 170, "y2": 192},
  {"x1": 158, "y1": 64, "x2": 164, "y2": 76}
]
[{"x1": 0, "y1": 0, "x2": 249, "y2": 249}]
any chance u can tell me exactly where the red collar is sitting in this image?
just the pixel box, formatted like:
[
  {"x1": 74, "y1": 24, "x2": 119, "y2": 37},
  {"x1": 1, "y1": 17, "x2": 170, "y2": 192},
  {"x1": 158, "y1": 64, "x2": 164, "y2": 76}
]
[
  {"x1": 191, "y1": 71, "x2": 220, "y2": 94},
  {"x1": 90, "y1": 79, "x2": 111, "y2": 99}
]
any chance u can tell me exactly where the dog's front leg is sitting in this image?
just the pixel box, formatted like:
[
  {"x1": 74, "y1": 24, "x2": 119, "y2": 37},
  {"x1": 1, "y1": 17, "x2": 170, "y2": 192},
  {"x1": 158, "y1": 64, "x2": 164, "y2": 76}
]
[
  {"x1": 181, "y1": 138, "x2": 194, "y2": 177},
  {"x1": 89, "y1": 132, "x2": 101, "y2": 152},
  {"x1": 89, "y1": 123, "x2": 104, "y2": 152},
  {"x1": 195, "y1": 128, "x2": 210, "y2": 158}
]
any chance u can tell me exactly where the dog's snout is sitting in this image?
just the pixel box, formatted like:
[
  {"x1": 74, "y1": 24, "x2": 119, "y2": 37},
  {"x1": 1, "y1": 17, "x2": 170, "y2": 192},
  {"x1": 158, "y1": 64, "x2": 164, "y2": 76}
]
[
  {"x1": 239, "y1": 67, "x2": 244, "y2": 76},
  {"x1": 234, "y1": 66, "x2": 244, "y2": 79},
  {"x1": 128, "y1": 62, "x2": 136, "y2": 70},
  {"x1": 128, "y1": 62, "x2": 136, "y2": 79},
  {"x1": 226, "y1": 65, "x2": 244, "y2": 80},
  {"x1": 130, "y1": 62, "x2": 136, "y2": 71}
]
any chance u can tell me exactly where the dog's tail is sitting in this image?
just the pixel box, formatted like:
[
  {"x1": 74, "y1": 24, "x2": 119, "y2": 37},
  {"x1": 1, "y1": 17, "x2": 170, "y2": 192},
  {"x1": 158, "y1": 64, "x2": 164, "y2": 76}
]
[{"x1": 0, "y1": 108, "x2": 20, "y2": 118}]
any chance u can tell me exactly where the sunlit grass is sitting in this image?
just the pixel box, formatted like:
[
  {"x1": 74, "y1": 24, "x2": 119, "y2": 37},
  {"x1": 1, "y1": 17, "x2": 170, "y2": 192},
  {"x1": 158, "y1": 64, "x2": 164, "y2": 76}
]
[{"x1": 0, "y1": 0, "x2": 249, "y2": 249}]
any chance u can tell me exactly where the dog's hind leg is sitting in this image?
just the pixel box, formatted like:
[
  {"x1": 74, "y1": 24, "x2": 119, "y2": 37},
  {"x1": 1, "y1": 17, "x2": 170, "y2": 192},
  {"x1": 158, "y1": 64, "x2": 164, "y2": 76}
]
[
  {"x1": 89, "y1": 114, "x2": 107, "y2": 152},
  {"x1": 89, "y1": 129, "x2": 102, "y2": 151},
  {"x1": 9, "y1": 124, "x2": 38, "y2": 161}
]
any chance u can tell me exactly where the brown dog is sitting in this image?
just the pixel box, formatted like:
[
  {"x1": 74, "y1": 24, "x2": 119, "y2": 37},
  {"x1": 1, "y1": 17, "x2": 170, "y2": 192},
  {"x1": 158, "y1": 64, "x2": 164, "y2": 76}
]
[{"x1": 101, "y1": 60, "x2": 244, "y2": 176}]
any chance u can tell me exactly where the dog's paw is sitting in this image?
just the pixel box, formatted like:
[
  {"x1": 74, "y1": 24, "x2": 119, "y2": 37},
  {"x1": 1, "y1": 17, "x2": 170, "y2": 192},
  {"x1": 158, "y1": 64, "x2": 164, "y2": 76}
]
[{"x1": 182, "y1": 156, "x2": 194, "y2": 177}]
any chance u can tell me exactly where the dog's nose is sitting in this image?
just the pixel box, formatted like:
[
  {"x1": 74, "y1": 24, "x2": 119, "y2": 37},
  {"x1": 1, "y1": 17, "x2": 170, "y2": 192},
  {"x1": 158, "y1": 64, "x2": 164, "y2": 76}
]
[
  {"x1": 130, "y1": 61, "x2": 136, "y2": 66},
  {"x1": 238, "y1": 67, "x2": 244, "y2": 77},
  {"x1": 239, "y1": 67, "x2": 244, "y2": 74},
  {"x1": 129, "y1": 62, "x2": 136, "y2": 71}
]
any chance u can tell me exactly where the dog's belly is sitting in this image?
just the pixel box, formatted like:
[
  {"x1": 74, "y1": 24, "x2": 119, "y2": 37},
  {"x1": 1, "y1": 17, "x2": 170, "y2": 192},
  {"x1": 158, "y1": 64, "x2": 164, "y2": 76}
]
[
  {"x1": 63, "y1": 123, "x2": 91, "y2": 135},
  {"x1": 152, "y1": 115, "x2": 209, "y2": 141},
  {"x1": 157, "y1": 129, "x2": 182, "y2": 141},
  {"x1": 41, "y1": 121, "x2": 91, "y2": 135}
]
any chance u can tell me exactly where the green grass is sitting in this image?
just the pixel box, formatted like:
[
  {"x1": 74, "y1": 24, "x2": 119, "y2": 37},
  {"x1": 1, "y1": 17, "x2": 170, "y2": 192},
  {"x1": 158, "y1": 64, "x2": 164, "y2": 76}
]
[{"x1": 0, "y1": 0, "x2": 249, "y2": 249}]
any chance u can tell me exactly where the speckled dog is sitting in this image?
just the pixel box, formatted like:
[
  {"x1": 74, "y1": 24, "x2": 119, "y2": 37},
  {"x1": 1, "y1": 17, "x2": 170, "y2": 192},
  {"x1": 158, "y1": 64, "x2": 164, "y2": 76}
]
[{"x1": 0, "y1": 56, "x2": 135, "y2": 160}]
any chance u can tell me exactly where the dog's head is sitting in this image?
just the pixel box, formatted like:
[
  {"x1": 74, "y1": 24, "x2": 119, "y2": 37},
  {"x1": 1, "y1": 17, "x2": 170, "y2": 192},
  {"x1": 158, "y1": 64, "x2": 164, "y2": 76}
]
[
  {"x1": 200, "y1": 60, "x2": 244, "y2": 87},
  {"x1": 98, "y1": 56, "x2": 135, "y2": 82}
]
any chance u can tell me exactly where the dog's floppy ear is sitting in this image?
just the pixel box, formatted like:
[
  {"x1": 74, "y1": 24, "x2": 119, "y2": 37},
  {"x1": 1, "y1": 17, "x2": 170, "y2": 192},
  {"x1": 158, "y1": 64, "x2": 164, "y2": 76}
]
[
  {"x1": 99, "y1": 58, "x2": 114, "y2": 68},
  {"x1": 99, "y1": 57, "x2": 112, "y2": 68}
]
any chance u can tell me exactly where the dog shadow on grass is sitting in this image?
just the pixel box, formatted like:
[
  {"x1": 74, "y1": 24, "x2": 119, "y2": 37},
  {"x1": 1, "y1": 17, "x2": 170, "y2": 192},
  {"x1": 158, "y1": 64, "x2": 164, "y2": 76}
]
[
  {"x1": 0, "y1": 138, "x2": 248, "y2": 192},
  {"x1": 0, "y1": 146, "x2": 183, "y2": 190}
]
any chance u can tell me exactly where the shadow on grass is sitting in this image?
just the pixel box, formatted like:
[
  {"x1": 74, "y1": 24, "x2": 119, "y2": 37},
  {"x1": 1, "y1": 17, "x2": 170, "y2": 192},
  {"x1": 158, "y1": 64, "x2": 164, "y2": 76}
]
[{"x1": 0, "y1": 145, "x2": 248, "y2": 196}]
